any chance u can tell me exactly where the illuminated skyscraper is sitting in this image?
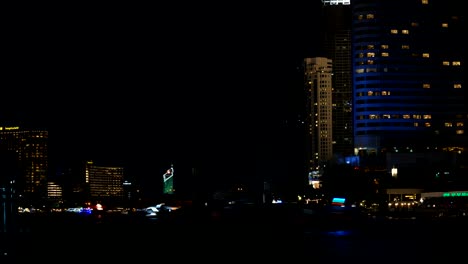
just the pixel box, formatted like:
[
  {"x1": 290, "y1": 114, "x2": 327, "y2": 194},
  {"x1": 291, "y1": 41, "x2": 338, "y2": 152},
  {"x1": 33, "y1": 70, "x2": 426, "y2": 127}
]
[
  {"x1": 85, "y1": 161, "x2": 124, "y2": 204},
  {"x1": 0, "y1": 125, "x2": 48, "y2": 206},
  {"x1": 352, "y1": 0, "x2": 466, "y2": 157},
  {"x1": 304, "y1": 57, "x2": 334, "y2": 172}
]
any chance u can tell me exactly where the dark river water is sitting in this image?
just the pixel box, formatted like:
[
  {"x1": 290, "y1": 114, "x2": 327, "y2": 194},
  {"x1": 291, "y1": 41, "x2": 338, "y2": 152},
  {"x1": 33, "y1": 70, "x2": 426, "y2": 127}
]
[{"x1": 2, "y1": 205, "x2": 468, "y2": 264}]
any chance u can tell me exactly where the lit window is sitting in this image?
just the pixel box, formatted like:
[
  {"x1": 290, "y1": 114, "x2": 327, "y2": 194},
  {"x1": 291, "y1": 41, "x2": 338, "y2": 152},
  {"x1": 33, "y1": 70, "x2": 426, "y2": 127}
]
[
  {"x1": 452, "y1": 61, "x2": 461, "y2": 66},
  {"x1": 383, "y1": 114, "x2": 391, "y2": 119},
  {"x1": 381, "y1": 52, "x2": 389, "y2": 57},
  {"x1": 441, "y1": 23, "x2": 448, "y2": 28},
  {"x1": 367, "y1": 91, "x2": 373, "y2": 96},
  {"x1": 366, "y1": 14, "x2": 374, "y2": 19},
  {"x1": 390, "y1": 29, "x2": 398, "y2": 34},
  {"x1": 442, "y1": 61, "x2": 450, "y2": 66},
  {"x1": 423, "y1": 115, "x2": 431, "y2": 119},
  {"x1": 457, "y1": 122, "x2": 464, "y2": 127},
  {"x1": 413, "y1": 115, "x2": 421, "y2": 119},
  {"x1": 401, "y1": 29, "x2": 409, "y2": 34},
  {"x1": 445, "y1": 123, "x2": 453, "y2": 127},
  {"x1": 456, "y1": 130, "x2": 464, "y2": 135},
  {"x1": 454, "y1": 84, "x2": 462, "y2": 89},
  {"x1": 403, "y1": 115, "x2": 410, "y2": 119},
  {"x1": 382, "y1": 91, "x2": 387, "y2": 95},
  {"x1": 355, "y1": 69, "x2": 364, "y2": 73},
  {"x1": 422, "y1": 53, "x2": 430, "y2": 58},
  {"x1": 369, "y1": 115, "x2": 379, "y2": 119},
  {"x1": 367, "y1": 60, "x2": 374, "y2": 64},
  {"x1": 414, "y1": 123, "x2": 419, "y2": 127},
  {"x1": 358, "y1": 15, "x2": 364, "y2": 20},
  {"x1": 423, "y1": 83, "x2": 430, "y2": 88},
  {"x1": 425, "y1": 122, "x2": 431, "y2": 127},
  {"x1": 367, "y1": 52, "x2": 375, "y2": 57},
  {"x1": 411, "y1": 22, "x2": 419, "y2": 27},
  {"x1": 367, "y1": 45, "x2": 375, "y2": 49},
  {"x1": 401, "y1": 45, "x2": 410, "y2": 49},
  {"x1": 421, "y1": 0, "x2": 429, "y2": 4},
  {"x1": 381, "y1": 45, "x2": 389, "y2": 49}
]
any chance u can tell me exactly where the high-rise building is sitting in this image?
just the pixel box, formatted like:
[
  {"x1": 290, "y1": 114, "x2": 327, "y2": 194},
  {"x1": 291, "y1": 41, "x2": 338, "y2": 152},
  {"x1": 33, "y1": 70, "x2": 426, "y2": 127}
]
[
  {"x1": 352, "y1": 0, "x2": 468, "y2": 153},
  {"x1": 304, "y1": 57, "x2": 334, "y2": 172},
  {"x1": 352, "y1": 0, "x2": 466, "y2": 156},
  {"x1": 0, "y1": 125, "x2": 48, "y2": 206},
  {"x1": 321, "y1": 0, "x2": 353, "y2": 158},
  {"x1": 85, "y1": 161, "x2": 124, "y2": 205}
]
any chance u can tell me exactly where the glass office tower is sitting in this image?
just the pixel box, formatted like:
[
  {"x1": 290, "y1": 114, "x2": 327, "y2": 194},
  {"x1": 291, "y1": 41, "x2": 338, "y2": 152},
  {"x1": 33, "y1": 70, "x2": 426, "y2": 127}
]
[
  {"x1": 352, "y1": 0, "x2": 466, "y2": 157},
  {"x1": 321, "y1": 0, "x2": 353, "y2": 158}
]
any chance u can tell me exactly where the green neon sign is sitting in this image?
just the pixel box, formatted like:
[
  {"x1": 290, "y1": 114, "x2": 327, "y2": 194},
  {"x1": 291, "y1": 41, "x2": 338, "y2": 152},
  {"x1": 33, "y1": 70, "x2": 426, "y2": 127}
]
[{"x1": 442, "y1": 192, "x2": 468, "y2": 197}]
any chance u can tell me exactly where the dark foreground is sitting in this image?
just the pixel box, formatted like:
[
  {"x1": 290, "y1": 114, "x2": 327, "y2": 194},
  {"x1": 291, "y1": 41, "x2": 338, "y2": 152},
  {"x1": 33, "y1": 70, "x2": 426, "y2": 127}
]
[{"x1": 2, "y1": 204, "x2": 468, "y2": 263}]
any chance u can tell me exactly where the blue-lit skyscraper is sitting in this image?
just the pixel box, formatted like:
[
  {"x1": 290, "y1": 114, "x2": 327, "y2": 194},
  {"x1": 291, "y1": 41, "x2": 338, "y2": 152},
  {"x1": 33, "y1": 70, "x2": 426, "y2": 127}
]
[{"x1": 352, "y1": 0, "x2": 466, "y2": 156}]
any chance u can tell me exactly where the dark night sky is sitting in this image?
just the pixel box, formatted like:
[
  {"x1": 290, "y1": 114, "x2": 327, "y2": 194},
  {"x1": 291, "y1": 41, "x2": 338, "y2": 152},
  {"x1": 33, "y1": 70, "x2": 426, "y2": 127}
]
[{"x1": 4, "y1": 2, "x2": 324, "y2": 196}]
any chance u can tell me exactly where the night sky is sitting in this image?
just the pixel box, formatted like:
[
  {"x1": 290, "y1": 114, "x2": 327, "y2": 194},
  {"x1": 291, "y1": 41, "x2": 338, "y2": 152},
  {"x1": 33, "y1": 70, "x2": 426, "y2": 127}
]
[{"x1": 4, "y1": 2, "x2": 324, "y2": 197}]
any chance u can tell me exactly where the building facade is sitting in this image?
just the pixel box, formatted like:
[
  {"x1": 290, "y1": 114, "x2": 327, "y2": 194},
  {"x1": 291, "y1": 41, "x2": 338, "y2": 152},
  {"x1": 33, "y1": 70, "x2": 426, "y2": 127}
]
[
  {"x1": 321, "y1": 0, "x2": 354, "y2": 158},
  {"x1": 85, "y1": 161, "x2": 125, "y2": 206},
  {"x1": 352, "y1": 0, "x2": 466, "y2": 155},
  {"x1": 0, "y1": 125, "x2": 48, "y2": 206},
  {"x1": 304, "y1": 57, "x2": 334, "y2": 172}
]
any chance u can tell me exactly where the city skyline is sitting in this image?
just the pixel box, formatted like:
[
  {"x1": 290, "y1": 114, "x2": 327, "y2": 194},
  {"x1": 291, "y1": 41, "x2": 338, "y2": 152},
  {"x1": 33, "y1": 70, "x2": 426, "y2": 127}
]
[{"x1": 3, "y1": 2, "x2": 325, "y2": 196}]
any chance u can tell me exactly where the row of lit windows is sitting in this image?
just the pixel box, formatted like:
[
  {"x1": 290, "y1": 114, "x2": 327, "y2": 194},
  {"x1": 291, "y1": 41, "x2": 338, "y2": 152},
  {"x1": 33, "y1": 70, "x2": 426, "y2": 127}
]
[
  {"x1": 356, "y1": 44, "x2": 408, "y2": 50},
  {"x1": 358, "y1": 122, "x2": 465, "y2": 135},
  {"x1": 355, "y1": 61, "x2": 461, "y2": 73},
  {"x1": 365, "y1": 91, "x2": 391, "y2": 96},
  {"x1": 356, "y1": 84, "x2": 463, "y2": 96},
  {"x1": 357, "y1": 0, "x2": 433, "y2": 20},
  {"x1": 357, "y1": 52, "x2": 461, "y2": 65},
  {"x1": 445, "y1": 123, "x2": 464, "y2": 127},
  {"x1": 390, "y1": 23, "x2": 451, "y2": 33},
  {"x1": 423, "y1": 83, "x2": 462, "y2": 89},
  {"x1": 359, "y1": 114, "x2": 433, "y2": 120},
  {"x1": 390, "y1": 29, "x2": 410, "y2": 35},
  {"x1": 358, "y1": 21, "x2": 449, "y2": 35}
]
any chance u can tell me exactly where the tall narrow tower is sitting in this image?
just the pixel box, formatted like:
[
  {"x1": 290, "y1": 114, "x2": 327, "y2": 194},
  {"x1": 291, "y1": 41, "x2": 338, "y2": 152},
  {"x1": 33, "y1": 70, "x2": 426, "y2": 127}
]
[
  {"x1": 321, "y1": 0, "x2": 353, "y2": 158},
  {"x1": 304, "y1": 57, "x2": 334, "y2": 172}
]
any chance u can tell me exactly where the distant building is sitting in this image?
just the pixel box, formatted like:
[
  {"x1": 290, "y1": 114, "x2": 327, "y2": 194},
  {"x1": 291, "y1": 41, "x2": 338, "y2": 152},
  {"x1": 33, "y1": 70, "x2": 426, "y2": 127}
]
[
  {"x1": 85, "y1": 161, "x2": 125, "y2": 205},
  {"x1": 47, "y1": 181, "x2": 63, "y2": 201},
  {"x1": 0, "y1": 125, "x2": 48, "y2": 206},
  {"x1": 304, "y1": 57, "x2": 334, "y2": 172}
]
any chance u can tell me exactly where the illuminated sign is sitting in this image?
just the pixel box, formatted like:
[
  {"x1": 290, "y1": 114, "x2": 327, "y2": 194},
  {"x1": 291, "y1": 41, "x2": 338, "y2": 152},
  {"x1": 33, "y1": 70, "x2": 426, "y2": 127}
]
[
  {"x1": 0, "y1": 126, "x2": 20, "y2": 131},
  {"x1": 321, "y1": 0, "x2": 350, "y2": 5},
  {"x1": 163, "y1": 164, "x2": 175, "y2": 194},
  {"x1": 442, "y1": 192, "x2": 468, "y2": 197},
  {"x1": 331, "y1": 197, "x2": 346, "y2": 206}
]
